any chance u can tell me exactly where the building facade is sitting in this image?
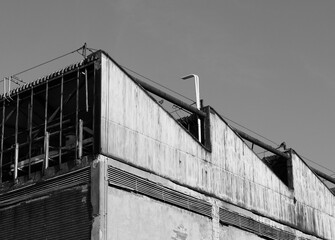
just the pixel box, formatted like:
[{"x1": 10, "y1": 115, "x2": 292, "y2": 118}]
[{"x1": 0, "y1": 51, "x2": 334, "y2": 239}]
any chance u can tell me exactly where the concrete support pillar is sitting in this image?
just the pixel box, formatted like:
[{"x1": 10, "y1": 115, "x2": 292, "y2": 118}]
[
  {"x1": 212, "y1": 201, "x2": 220, "y2": 240},
  {"x1": 91, "y1": 156, "x2": 107, "y2": 240}
]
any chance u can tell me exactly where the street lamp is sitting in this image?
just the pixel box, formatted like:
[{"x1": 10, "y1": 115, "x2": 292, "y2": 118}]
[{"x1": 181, "y1": 74, "x2": 201, "y2": 142}]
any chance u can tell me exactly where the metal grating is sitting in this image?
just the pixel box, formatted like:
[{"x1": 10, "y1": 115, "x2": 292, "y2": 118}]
[
  {"x1": 219, "y1": 207, "x2": 295, "y2": 240},
  {"x1": 0, "y1": 185, "x2": 92, "y2": 240},
  {"x1": 0, "y1": 167, "x2": 90, "y2": 207},
  {"x1": 0, "y1": 168, "x2": 92, "y2": 240},
  {"x1": 108, "y1": 166, "x2": 212, "y2": 218}
]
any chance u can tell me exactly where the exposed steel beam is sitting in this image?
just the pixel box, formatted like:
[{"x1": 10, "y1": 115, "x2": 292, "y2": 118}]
[
  {"x1": 311, "y1": 167, "x2": 335, "y2": 185},
  {"x1": 132, "y1": 77, "x2": 207, "y2": 118},
  {"x1": 233, "y1": 128, "x2": 290, "y2": 159},
  {"x1": 233, "y1": 127, "x2": 335, "y2": 186}
]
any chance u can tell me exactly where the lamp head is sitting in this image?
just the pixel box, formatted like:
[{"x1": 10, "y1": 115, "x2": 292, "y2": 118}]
[{"x1": 181, "y1": 74, "x2": 196, "y2": 80}]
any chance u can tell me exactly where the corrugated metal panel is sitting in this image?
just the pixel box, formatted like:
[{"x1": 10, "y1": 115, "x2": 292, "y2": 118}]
[
  {"x1": 0, "y1": 168, "x2": 91, "y2": 240},
  {"x1": 219, "y1": 208, "x2": 296, "y2": 240},
  {"x1": 107, "y1": 165, "x2": 212, "y2": 218}
]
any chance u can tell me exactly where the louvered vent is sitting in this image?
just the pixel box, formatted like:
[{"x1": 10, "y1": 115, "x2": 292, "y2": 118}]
[
  {"x1": 0, "y1": 167, "x2": 92, "y2": 240},
  {"x1": 219, "y1": 208, "x2": 295, "y2": 240},
  {"x1": 0, "y1": 167, "x2": 90, "y2": 207},
  {"x1": 108, "y1": 166, "x2": 212, "y2": 218}
]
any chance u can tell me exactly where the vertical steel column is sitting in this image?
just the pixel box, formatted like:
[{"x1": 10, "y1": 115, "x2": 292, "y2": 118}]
[
  {"x1": 28, "y1": 88, "x2": 33, "y2": 179},
  {"x1": 59, "y1": 75, "x2": 64, "y2": 166},
  {"x1": 3, "y1": 78, "x2": 5, "y2": 95},
  {"x1": 44, "y1": 82, "x2": 48, "y2": 136},
  {"x1": 14, "y1": 94, "x2": 19, "y2": 181},
  {"x1": 14, "y1": 143, "x2": 18, "y2": 181},
  {"x1": 78, "y1": 119, "x2": 83, "y2": 159},
  {"x1": 75, "y1": 68, "x2": 79, "y2": 160},
  {"x1": 92, "y1": 66, "x2": 96, "y2": 153},
  {"x1": 44, "y1": 132, "x2": 49, "y2": 169},
  {"x1": 85, "y1": 68, "x2": 88, "y2": 112},
  {"x1": 43, "y1": 82, "x2": 48, "y2": 172},
  {"x1": 0, "y1": 101, "x2": 5, "y2": 183}
]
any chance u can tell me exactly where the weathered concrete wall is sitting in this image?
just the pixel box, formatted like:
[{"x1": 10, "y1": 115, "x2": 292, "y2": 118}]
[
  {"x1": 292, "y1": 153, "x2": 335, "y2": 239},
  {"x1": 220, "y1": 225, "x2": 263, "y2": 240},
  {"x1": 107, "y1": 187, "x2": 212, "y2": 240},
  {"x1": 100, "y1": 54, "x2": 208, "y2": 185},
  {"x1": 101, "y1": 156, "x2": 326, "y2": 240},
  {"x1": 99, "y1": 53, "x2": 335, "y2": 239},
  {"x1": 210, "y1": 113, "x2": 294, "y2": 221}
]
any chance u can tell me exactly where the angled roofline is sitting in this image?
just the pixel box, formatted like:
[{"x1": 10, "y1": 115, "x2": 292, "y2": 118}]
[
  {"x1": 0, "y1": 50, "x2": 210, "y2": 151},
  {"x1": 3, "y1": 49, "x2": 333, "y2": 194},
  {"x1": 99, "y1": 50, "x2": 211, "y2": 151},
  {"x1": 291, "y1": 149, "x2": 335, "y2": 196}
]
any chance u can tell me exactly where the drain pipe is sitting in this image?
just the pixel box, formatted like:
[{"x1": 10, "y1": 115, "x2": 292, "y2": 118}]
[{"x1": 181, "y1": 74, "x2": 201, "y2": 142}]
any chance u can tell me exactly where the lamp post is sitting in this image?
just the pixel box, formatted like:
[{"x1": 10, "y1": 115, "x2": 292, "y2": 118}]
[{"x1": 181, "y1": 74, "x2": 201, "y2": 142}]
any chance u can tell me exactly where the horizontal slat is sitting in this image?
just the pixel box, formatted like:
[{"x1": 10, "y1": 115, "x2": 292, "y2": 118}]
[
  {"x1": 0, "y1": 184, "x2": 92, "y2": 239},
  {"x1": 108, "y1": 165, "x2": 212, "y2": 218},
  {"x1": 219, "y1": 207, "x2": 295, "y2": 240},
  {"x1": 0, "y1": 167, "x2": 90, "y2": 207}
]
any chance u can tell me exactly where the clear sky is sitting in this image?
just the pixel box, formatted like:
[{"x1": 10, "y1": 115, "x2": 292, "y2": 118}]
[{"x1": 0, "y1": 0, "x2": 335, "y2": 179}]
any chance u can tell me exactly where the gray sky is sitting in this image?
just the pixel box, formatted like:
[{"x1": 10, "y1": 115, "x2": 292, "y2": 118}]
[{"x1": 1, "y1": 0, "x2": 335, "y2": 177}]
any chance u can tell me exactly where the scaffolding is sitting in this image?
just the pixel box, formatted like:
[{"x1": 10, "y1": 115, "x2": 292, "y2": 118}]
[{"x1": 0, "y1": 56, "x2": 99, "y2": 183}]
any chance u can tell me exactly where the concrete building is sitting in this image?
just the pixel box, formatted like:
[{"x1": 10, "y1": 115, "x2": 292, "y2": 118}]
[{"x1": 0, "y1": 50, "x2": 334, "y2": 239}]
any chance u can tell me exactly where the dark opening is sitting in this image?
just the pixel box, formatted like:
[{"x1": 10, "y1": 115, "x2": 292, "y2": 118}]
[
  {"x1": 0, "y1": 57, "x2": 100, "y2": 183},
  {"x1": 176, "y1": 106, "x2": 211, "y2": 150},
  {"x1": 262, "y1": 154, "x2": 293, "y2": 189}
]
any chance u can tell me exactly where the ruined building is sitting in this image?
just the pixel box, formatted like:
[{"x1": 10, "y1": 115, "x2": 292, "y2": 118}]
[{"x1": 0, "y1": 50, "x2": 334, "y2": 239}]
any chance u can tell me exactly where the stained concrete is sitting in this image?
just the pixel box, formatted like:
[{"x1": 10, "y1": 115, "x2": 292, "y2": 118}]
[
  {"x1": 107, "y1": 187, "x2": 212, "y2": 240},
  {"x1": 98, "y1": 52, "x2": 335, "y2": 239}
]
